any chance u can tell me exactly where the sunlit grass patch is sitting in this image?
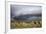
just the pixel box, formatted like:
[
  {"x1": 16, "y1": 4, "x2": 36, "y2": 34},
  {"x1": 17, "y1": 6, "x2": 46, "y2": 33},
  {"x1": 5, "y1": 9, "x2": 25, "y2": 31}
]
[{"x1": 11, "y1": 20, "x2": 42, "y2": 29}]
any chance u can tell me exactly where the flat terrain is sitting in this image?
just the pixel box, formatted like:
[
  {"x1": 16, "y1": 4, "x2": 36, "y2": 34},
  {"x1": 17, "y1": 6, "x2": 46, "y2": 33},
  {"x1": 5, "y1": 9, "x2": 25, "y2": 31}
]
[{"x1": 11, "y1": 20, "x2": 42, "y2": 29}]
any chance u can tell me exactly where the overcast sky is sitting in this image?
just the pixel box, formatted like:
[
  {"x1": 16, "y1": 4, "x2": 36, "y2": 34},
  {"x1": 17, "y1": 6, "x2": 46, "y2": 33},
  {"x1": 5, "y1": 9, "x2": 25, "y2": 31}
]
[{"x1": 11, "y1": 5, "x2": 42, "y2": 17}]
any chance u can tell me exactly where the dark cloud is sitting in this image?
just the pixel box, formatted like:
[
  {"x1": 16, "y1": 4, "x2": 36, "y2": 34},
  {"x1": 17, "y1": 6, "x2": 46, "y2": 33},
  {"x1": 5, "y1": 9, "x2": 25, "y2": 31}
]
[{"x1": 11, "y1": 5, "x2": 42, "y2": 20}]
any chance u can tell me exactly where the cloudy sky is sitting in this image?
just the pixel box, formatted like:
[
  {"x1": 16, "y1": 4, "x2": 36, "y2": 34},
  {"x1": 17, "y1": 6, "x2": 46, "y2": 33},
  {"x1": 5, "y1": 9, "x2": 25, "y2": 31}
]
[{"x1": 11, "y1": 5, "x2": 42, "y2": 18}]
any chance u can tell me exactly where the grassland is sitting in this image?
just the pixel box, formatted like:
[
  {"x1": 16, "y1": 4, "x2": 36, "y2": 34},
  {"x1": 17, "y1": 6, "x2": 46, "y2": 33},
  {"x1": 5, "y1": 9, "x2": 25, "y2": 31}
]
[{"x1": 11, "y1": 20, "x2": 42, "y2": 29}]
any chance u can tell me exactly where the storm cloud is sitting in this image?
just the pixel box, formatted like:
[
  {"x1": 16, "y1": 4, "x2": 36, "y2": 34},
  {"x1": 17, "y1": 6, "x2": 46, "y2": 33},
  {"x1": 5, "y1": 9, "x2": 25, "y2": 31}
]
[
  {"x1": 11, "y1": 5, "x2": 42, "y2": 16},
  {"x1": 11, "y1": 5, "x2": 42, "y2": 20}
]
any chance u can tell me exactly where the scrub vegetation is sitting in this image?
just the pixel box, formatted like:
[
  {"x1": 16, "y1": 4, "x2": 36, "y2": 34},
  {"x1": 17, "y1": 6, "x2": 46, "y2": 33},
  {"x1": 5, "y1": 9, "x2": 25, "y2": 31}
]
[{"x1": 11, "y1": 20, "x2": 42, "y2": 29}]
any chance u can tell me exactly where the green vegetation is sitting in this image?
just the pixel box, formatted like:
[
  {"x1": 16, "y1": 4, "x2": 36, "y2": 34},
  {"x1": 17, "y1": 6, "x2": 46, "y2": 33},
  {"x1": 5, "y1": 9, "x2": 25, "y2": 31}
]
[{"x1": 11, "y1": 20, "x2": 42, "y2": 29}]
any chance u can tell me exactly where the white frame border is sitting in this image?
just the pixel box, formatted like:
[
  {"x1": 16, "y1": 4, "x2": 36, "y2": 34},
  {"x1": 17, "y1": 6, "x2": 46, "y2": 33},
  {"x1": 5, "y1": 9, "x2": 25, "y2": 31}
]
[{"x1": 5, "y1": 1, "x2": 45, "y2": 34}]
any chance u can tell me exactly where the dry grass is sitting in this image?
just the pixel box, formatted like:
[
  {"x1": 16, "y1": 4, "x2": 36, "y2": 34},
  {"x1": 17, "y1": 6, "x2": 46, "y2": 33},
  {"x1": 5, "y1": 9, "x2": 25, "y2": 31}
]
[{"x1": 11, "y1": 20, "x2": 42, "y2": 29}]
